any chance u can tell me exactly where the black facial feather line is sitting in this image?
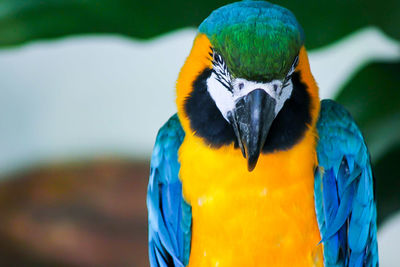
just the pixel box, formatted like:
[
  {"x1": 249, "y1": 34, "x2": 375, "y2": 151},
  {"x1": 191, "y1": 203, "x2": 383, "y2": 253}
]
[{"x1": 211, "y1": 50, "x2": 232, "y2": 92}]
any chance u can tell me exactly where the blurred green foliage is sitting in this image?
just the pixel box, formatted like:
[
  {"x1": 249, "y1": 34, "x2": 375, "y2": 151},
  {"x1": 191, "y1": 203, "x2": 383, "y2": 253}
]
[
  {"x1": 0, "y1": 0, "x2": 399, "y2": 49},
  {"x1": 336, "y1": 62, "x2": 400, "y2": 162},
  {"x1": 336, "y1": 62, "x2": 400, "y2": 223},
  {"x1": 374, "y1": 145, "x2": 400, "y2": 224},
  {"x1": 0, "y1": 0, "x2": 399, "y2": 223}
]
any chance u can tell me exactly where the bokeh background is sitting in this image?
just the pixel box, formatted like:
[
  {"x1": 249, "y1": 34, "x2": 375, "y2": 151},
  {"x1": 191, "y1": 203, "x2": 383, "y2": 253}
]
[{"x1": 0, "y1": 0, "x2": 399, "y2": 266}]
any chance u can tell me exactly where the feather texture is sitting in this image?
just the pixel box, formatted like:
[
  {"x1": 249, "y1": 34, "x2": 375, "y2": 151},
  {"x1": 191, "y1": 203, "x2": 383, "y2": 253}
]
[
  {"x1": 315, "y1": 100, "x2": 378, "y2": 267},
  {"x1": 147, "y1": 114, "x2": 192, "y2": 267}
]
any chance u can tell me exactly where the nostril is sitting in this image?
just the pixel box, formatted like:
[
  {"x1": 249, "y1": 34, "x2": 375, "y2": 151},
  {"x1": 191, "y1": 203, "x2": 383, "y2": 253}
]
[
  {"x1": 273, "y1": 84, "x2": 278, "y2": 91},
  {"x1": 238, "y1": 83, "x2": 244, "y2": 90}
]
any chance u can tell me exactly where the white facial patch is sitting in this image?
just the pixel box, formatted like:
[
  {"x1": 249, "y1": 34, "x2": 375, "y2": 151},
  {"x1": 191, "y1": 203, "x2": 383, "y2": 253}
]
[
  {"x1": 232, "y1": 78, "x2": 293, "y2": 115},
  {"x1": 207, "y1": 52, "x2": 297, "y2": 122},
  {"x1": 207, "y1": 74, "x2": 294, "y2": 122},
  {"x1": 206, "y1": 72, "x2": 235, "y2": 121}
]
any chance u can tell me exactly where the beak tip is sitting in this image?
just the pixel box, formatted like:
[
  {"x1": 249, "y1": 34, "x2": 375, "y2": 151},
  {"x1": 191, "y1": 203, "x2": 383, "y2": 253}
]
[
  {"x1": 246, "y1": 156, "x2": 259, "y2": 172},
  {"x1": 231, "y1": 89, "x2": 276, "y2": 173},
  {"x1": 247, "y1": 165, "x2": 255, "y2": 172}
]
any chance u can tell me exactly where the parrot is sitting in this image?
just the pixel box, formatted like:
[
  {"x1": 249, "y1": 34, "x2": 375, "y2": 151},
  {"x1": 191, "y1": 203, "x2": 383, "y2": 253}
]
[{"x1": 147, "y1": 1, "x2": 378, "y2": 266}]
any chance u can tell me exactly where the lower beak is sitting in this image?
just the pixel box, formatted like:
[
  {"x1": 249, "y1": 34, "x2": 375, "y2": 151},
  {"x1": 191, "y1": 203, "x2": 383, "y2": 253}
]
[{"x1": 228, "y1": 89, "x2": 276, "y2": 172}]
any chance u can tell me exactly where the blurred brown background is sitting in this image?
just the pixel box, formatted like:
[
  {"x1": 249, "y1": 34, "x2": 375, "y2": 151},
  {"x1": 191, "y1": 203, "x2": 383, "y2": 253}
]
[{"x1": 0, "y1": 160, "x2": 149, "y2": 267}]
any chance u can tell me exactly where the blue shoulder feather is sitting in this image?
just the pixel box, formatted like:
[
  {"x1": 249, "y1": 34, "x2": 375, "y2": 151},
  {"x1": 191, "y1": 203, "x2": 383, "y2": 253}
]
[
  {"x1": 315, "y1": 100, "x2": 378, "y2": 267},
  {"x1": 147, "y1": 114, "x2": 192, "y2": 267}
]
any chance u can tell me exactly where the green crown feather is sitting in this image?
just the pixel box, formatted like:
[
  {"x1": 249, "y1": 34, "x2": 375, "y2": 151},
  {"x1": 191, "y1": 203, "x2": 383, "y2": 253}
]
[{"x1": 199, "y1": 1, "x2": 304, "y2": 81}]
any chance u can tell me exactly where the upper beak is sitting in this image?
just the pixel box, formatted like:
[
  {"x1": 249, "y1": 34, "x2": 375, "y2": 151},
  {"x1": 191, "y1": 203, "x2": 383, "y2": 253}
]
[{"x1": 227, "y1": 89, "x2": 276, "y2": 172}]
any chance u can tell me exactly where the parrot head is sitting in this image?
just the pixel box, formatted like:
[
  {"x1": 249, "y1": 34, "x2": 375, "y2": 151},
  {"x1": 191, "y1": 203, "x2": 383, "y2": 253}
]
[{"x1": 176, "y1": 1, "x2": 319, "y2": 171}]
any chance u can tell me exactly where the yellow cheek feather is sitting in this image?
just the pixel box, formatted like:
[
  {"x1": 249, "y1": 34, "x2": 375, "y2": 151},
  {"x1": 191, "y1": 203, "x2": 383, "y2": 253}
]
[
  {"x1": 176, "y1": 35, "x2": 324, "y2": 266},
  {"x1": 176, "y1": 33, "x2": 214, "y2": 135}
]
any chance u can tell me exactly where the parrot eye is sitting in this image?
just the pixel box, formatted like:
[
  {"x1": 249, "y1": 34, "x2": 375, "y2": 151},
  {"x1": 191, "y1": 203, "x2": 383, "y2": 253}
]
[{"x1": 211, "y1": 51, "x2": 232, "y2": 91}]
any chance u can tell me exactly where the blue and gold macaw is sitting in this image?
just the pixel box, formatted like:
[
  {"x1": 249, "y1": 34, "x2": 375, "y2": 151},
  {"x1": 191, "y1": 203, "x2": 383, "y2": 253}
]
[{"x1": 147, "y1": 1, "x2": 378, "y2": 266}]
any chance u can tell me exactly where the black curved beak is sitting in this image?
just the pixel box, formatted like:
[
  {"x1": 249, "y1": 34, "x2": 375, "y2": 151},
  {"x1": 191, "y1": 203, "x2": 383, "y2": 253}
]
[{"x1": 227, "y1": 89, "x2": 276, "y2": 172}]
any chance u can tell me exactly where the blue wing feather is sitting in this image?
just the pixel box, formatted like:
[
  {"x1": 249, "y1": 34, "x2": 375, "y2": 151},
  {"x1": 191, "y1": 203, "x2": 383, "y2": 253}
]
[
  {"x1": 147, "y1": 114, "x2": 192, "y2": 267},
  {"x1": 315, "y1": 100, "x2": 378, "y2": 267}
]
